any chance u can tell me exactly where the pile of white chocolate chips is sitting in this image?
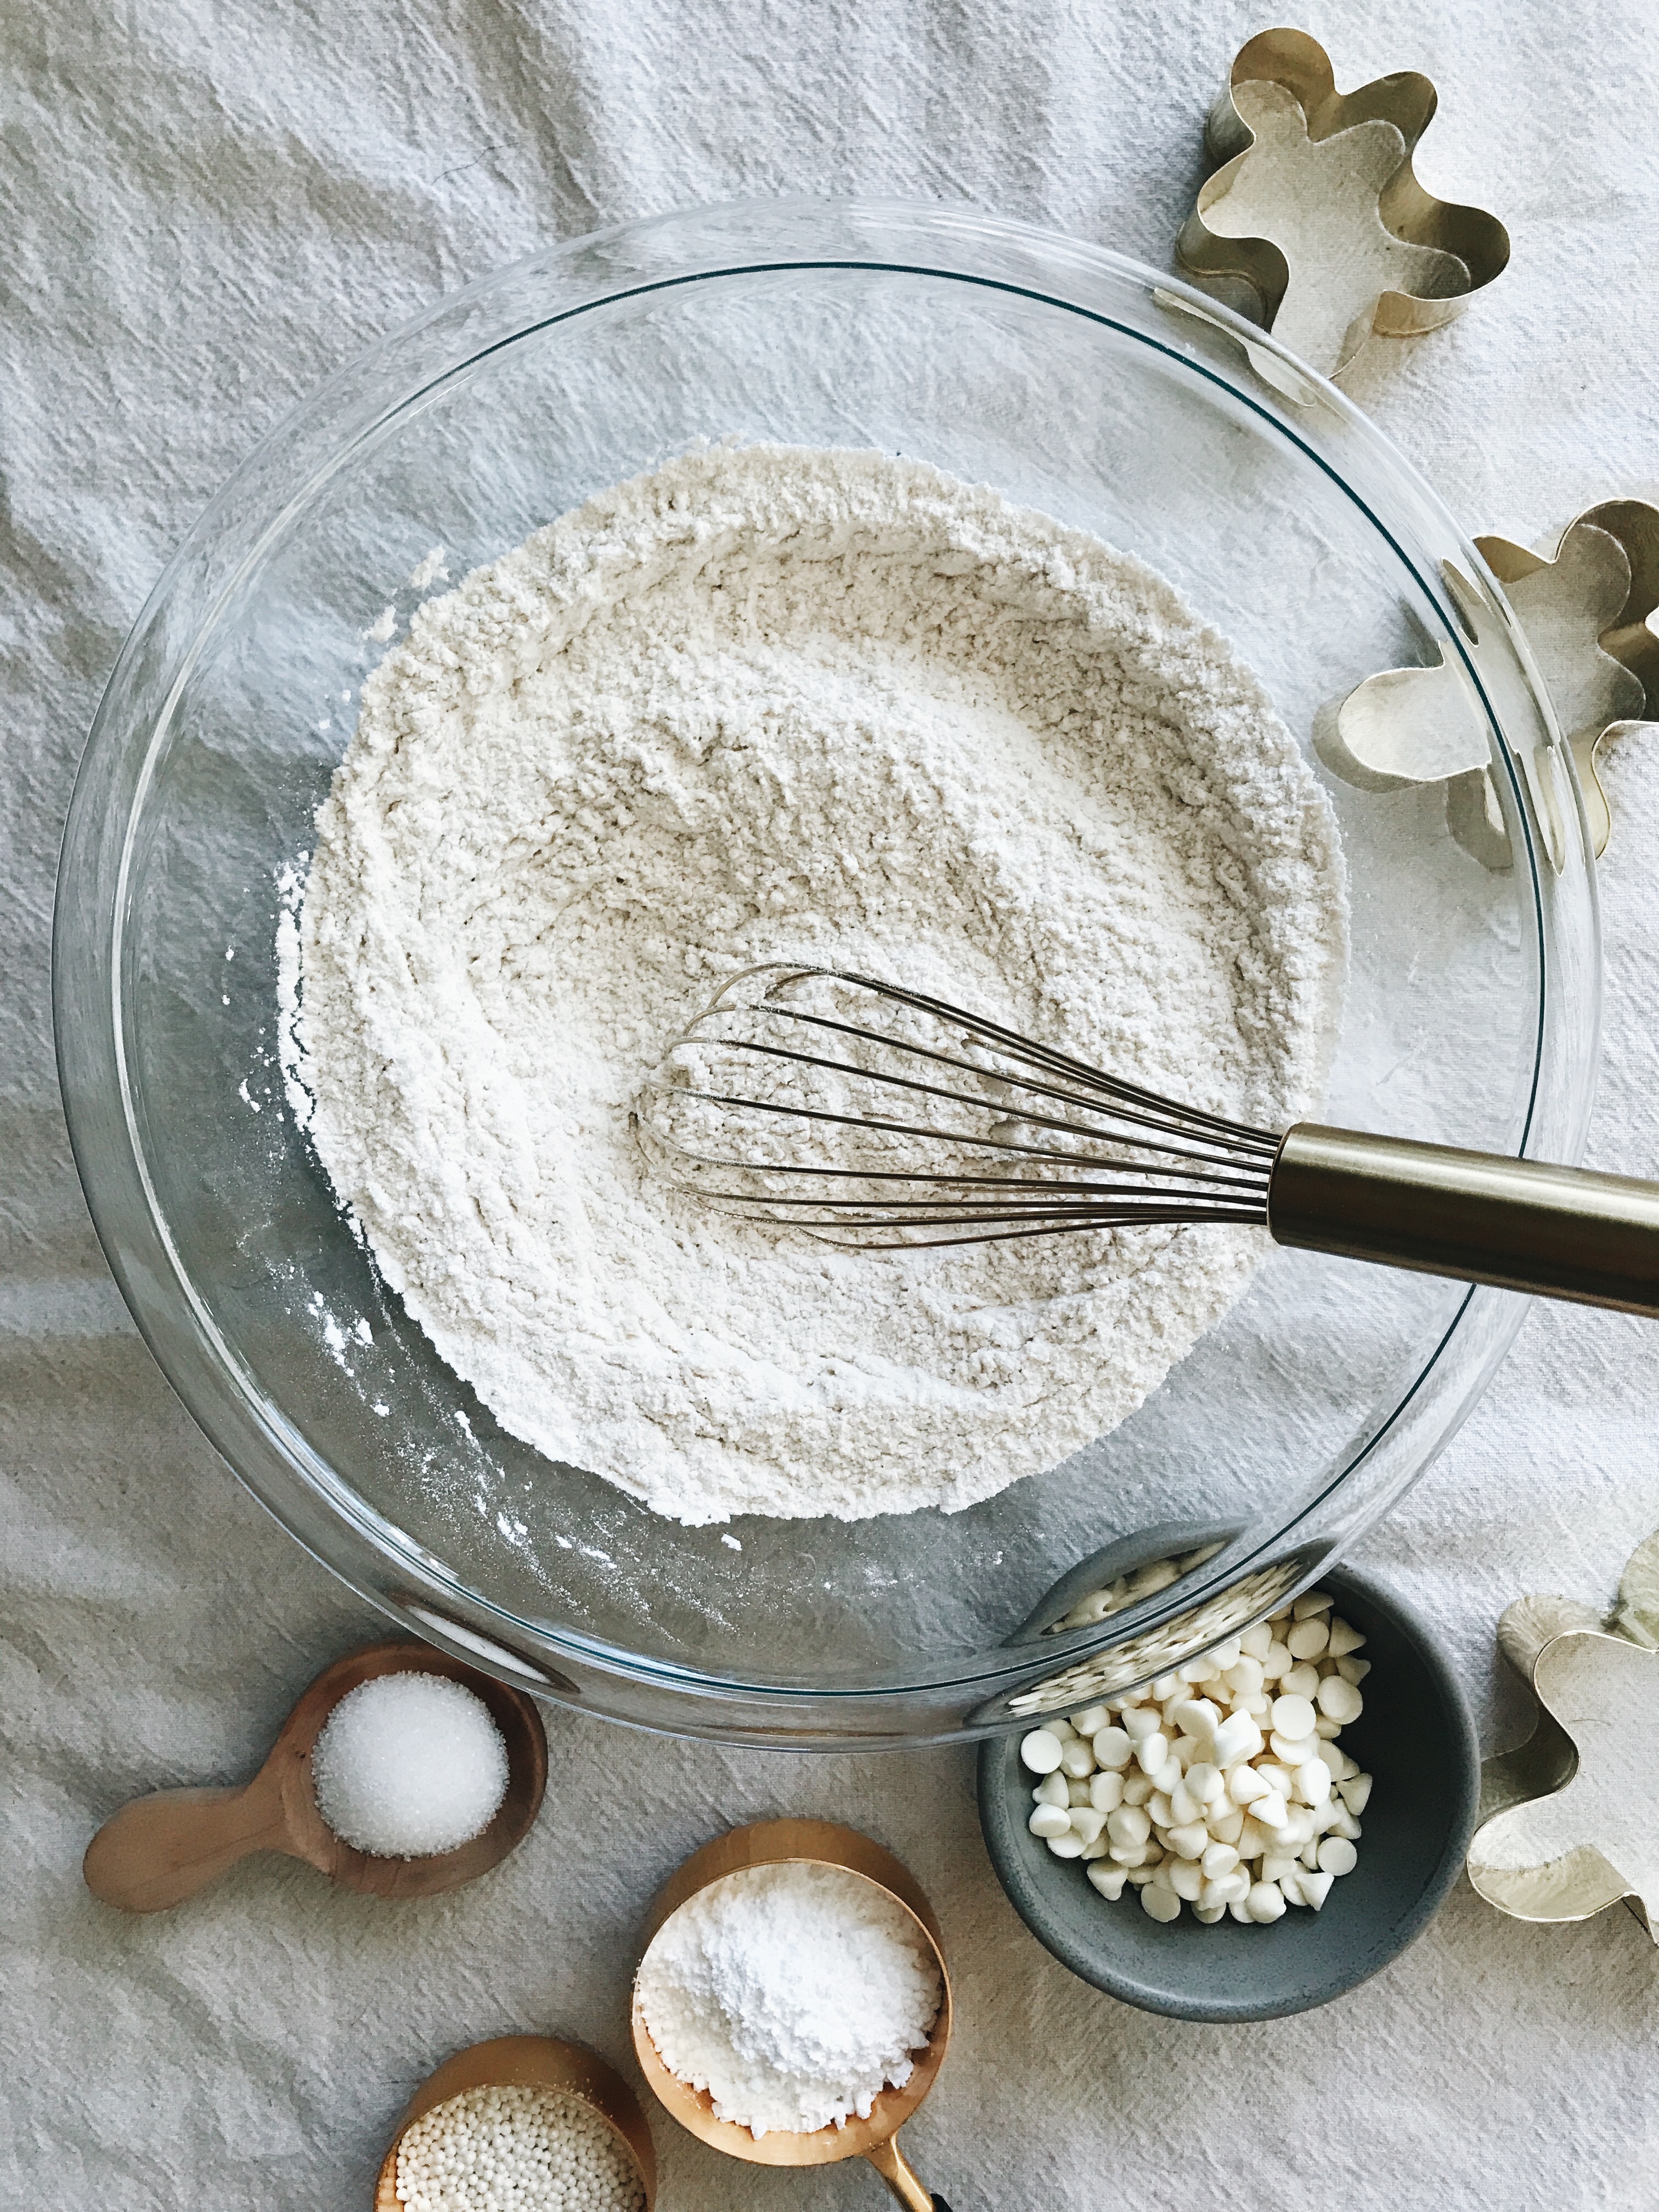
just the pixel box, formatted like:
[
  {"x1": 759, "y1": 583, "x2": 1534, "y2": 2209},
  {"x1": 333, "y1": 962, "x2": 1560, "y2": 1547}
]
[{"x1": 1020, "y1": 1587, "x2": 1372, "y2": 1924}]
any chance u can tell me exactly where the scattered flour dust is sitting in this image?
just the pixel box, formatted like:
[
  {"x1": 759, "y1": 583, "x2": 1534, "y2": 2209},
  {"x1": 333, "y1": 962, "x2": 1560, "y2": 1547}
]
[
  {"x1": 287, "y1": 443, "x2": 1347, "y2": 1526},
  {"x1": 635, "y1": 1859, "x2": 944, "y2": 2138}
]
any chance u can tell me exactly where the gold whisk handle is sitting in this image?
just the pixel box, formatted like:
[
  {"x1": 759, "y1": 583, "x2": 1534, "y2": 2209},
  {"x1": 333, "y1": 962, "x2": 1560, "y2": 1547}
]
[{"x1": 1268, "y1": 1125, "x2": 1659, "y2": 1316}]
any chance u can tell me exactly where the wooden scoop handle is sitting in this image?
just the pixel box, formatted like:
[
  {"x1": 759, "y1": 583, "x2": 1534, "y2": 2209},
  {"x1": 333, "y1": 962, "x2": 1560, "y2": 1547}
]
[
  {"x1": 865, "y1": 2134, "x2": 952, "y2": 2211},
  {"x1": 83, "y1": 1767, "x2": 292, "y2": 1912}
]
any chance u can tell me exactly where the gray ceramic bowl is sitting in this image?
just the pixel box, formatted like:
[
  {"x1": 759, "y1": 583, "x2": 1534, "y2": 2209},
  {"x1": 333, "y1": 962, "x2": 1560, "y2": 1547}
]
[{"x1": 977, "y1": 1564, "x2": 1479, "y2": 2022}]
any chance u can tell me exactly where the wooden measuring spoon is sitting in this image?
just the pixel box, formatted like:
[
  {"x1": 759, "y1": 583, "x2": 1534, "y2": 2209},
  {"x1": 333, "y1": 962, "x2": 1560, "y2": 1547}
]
[
  {"x1": 83, "y1": 1640, "x2": 547, "y2": 1912},
  {"x1": 374, "y1": 2034, "x2": 656, "y2": 2211},
  {"x1": 632, "y1": 1819, "x2": 955, "y2": 2212}
]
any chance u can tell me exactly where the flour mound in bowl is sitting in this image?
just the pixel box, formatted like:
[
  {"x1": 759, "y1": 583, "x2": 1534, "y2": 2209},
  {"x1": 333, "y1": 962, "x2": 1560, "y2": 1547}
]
[{"x1": 293, "y1": 444, "x2": 1347, "y2": 1525}]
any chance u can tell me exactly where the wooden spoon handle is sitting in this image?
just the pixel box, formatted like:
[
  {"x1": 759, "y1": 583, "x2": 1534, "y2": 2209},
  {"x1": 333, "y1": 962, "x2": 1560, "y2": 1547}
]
[
  {"x1": 865, "y1": 2135, "x2": 948, "y2": 2211},
  {"x1": 83, "y1": 1772, "x2": 292, "y2": 1912}
]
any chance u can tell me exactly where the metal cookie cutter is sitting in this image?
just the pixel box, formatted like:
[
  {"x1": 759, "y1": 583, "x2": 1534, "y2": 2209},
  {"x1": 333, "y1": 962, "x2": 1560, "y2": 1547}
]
[
  {"x1": 1176, "y1": 27, "x2": 1509, "y2": 386},
  {"x1": 1474, "y1": 501, "x2": 1659, "y2": 858},
  {"x1": 1317, "y1": 503, "x2": 1659, "y2": 868},
  {"x1": 1468, "y1": 1528, "x2": 1659, "y2": 1938}
]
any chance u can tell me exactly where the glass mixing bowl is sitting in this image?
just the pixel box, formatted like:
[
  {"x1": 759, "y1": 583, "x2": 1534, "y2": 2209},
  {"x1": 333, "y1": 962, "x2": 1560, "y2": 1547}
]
[{"x1": 54, "y1": 200, "x2": 1598, "y2": 1745}]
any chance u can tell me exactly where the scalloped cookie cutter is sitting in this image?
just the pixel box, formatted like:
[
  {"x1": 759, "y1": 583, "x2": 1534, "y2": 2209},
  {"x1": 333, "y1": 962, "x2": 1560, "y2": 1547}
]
[
  {"x1": 1317, "y1": 503, "x2": 1659, "y2": 867},
  {"x1": 1176, "y1": 27, "x2": 1509, "y2": 385}
]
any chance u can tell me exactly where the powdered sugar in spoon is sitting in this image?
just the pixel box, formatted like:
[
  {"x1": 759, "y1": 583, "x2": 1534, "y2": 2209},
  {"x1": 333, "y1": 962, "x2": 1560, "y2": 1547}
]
[{"x1": 633, "y1": 1818, "x2": 956, "y2": 2211}]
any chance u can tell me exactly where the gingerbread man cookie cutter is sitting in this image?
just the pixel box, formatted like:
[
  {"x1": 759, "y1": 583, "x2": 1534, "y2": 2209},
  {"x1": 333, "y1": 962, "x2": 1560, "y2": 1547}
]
[
  {"x1": 1468, "y1": 1530, "x2": 1659, "y2": 1937},
  {"x1": 1176, "y1": 27, "x2": 1509, "y2": 387},
  {"x1": 1318, "y1": 503, "x2": 1659, "y2": 868},
  {"x1": 1474, "y1": 501, "x2": 1659, "y2": 859}
]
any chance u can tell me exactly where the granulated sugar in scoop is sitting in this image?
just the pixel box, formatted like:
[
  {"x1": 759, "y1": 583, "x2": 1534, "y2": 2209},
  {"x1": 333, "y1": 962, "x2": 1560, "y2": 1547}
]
[
  {"x1": 311, "y1": 1670, "x2": 509, "y2": 1858},
  {"x1": 634, "y1": 1860, "x2": 943, "y2": 2138}
]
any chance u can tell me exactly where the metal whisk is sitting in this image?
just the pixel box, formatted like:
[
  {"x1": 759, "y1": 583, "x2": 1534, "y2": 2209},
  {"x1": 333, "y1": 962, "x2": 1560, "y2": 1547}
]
[{"x1": 637, "y1": 963, "x2": 1659, "y2": 1316}]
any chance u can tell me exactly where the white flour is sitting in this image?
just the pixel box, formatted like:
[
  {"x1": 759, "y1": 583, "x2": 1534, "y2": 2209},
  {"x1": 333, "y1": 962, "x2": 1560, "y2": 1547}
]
[
  {"x1": 634, "y1": 1860, "x2": 944, "y2": 2138},
  {"x1": 292, "y1": 444, "x2": 1346, "y2": 1525}
]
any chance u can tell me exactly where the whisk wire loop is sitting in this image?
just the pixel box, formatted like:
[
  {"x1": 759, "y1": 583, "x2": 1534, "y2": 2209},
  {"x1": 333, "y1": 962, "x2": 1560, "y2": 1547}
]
[{"x1": 636, "y1": 964, "x2": 1283, "y2": 1250}]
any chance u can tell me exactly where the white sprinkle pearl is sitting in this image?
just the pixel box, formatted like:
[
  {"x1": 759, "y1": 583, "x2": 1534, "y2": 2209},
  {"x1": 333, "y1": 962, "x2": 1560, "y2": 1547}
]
[{"x1": 395, "y1": 2085, "x2": 645, "y2": 2212}]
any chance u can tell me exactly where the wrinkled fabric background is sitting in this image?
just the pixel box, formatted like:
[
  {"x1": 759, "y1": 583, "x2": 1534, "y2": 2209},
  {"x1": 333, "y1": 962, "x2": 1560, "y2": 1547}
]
[{"x1": 8, "y1": 4, "x2": 1659, "y2": 2205}]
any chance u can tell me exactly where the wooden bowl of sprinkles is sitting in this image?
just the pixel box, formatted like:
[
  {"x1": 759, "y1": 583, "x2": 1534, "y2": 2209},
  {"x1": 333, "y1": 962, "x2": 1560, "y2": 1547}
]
[
  {"x1": 374, "y1": 2035, "x2": 656, "y2": 2210},
  {"x1": 631, "y1": 1818, "x2": 954, "y2": 2210}
]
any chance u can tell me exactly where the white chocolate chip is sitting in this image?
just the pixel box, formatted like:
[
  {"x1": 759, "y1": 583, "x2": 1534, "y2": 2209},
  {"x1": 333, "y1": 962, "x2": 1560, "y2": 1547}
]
[
  {"x1": 1020, "y1": 1729, "x2": 1065, "y2": 1774},
  {"x1": 1337, "y1": 1773, "x2": 1372, "y2": 1815},
  {"x1": 1318, "y1": 1676, "x2": 1364, "y2": 1725},
  {"x1": 1135, "y1": 1731, "x2": 1170, "y2": 1777},
  {"x1": 1091, "y1": 1725, "x2": 1133, "y2": 1769},
  {"x1": 1051, "y1": 1585, "x2": 1375, "y2": 1934},
  {"x1": 1089, "y1": 1771, "x2": 1125, "y2": 1813}
]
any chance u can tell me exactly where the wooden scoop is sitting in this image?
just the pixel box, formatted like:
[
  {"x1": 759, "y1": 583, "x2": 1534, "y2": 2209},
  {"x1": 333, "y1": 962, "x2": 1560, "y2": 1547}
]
[
  {"x1": 373, "y1": 2034, "x2": 656, "y2": 2211},
  {"x1": 631, "y1": 1819, "x2": 955, "y2": 2212},
  {"x1": 83, "y1": 1640, "x2": 547, "y2": 1912}
]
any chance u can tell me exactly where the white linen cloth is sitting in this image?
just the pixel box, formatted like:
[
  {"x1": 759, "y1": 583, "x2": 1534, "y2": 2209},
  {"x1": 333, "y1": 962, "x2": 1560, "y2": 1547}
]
[{"x1": 7, "y1": 3, "x2": 1659, "y2": 2203}]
